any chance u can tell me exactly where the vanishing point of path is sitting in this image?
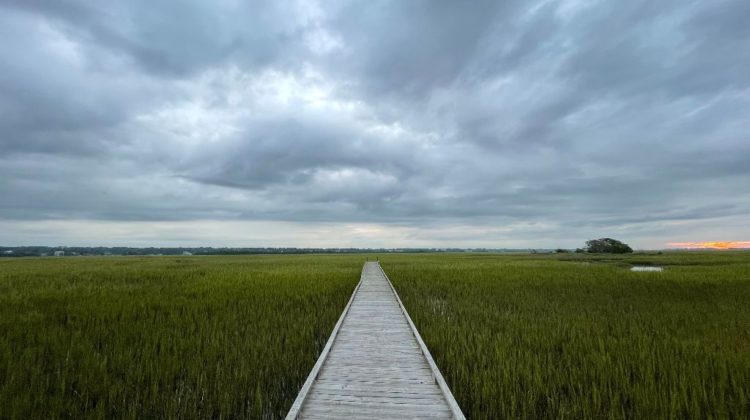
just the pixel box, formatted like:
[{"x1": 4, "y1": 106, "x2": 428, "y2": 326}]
[{"x1": 287, "y1": 261, "x2": 465, "y2": 419}]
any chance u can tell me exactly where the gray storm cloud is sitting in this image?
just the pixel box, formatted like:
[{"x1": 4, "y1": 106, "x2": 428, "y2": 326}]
[{"x1": 1, "y1": 0, "x2": 749, "y2": 248}]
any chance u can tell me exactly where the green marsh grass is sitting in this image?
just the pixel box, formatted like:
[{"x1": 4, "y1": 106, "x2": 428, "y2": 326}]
[
  {"x1": 3, "y1": 252, "x2": 748, "y2": 419},
  {"x1": 385, "y1": 252, "x2": 750, "y2": 419},
  {"x1": 0, "y1": 255, "x2": 360, "y2": 419}
]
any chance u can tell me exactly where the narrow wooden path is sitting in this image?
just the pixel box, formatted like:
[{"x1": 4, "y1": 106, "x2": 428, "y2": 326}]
[{"x1": 287, "y1": 262, "x2": 464, "y2": 419}]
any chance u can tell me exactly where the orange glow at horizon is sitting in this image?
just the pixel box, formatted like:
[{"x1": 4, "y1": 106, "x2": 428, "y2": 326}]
[{"x1": 668, "y1": 241, "x2": 750, "y2": 249}]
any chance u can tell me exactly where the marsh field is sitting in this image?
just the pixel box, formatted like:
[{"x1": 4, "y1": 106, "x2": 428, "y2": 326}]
[{"x1": 1, "y1": 252, "x2": 748, "y2": 419}]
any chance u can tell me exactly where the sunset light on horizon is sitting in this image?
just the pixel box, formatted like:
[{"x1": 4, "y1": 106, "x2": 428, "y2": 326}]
[{"x1": 668, "y1": 242, "x2": 750, "y2": 250}]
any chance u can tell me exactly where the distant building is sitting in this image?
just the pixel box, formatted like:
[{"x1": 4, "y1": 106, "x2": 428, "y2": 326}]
[
  {"x1": 2, "y1": 250, "x2": 13, "y2": 255},
  {"x1": 54, "y1": 251, "x2": 64, "y2": 257},
  {"x1": 182, "y1": 251, "x2": 193, "y2": 256}
]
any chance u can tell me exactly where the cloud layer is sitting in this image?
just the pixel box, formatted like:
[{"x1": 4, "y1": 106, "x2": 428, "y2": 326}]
[{"x1": 1, "y1": 0, "x2": 749, "y2": 248}]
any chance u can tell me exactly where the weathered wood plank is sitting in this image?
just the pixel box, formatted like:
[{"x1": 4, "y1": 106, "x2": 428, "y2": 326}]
[{"x1": 286, "y1": 262, "x2": 465, "y2": 419}]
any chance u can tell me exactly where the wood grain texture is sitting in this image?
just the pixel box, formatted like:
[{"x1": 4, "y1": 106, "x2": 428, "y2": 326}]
[{"x1": 287, "y1": 262, "x2": 464, "y2": 419}]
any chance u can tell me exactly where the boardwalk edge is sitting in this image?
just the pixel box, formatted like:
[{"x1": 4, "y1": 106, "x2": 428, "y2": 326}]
[
  {"x1": 377, "y1": 262, "x2": 467, "y2": 420},
  {"x1": 285, "y1": 264, "x2": 365, "y2": 419}
]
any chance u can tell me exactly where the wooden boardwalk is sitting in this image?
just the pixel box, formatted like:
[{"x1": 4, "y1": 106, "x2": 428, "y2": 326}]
[{"x1": 287, "y1": 262, "x2": 464, "y2": 419}]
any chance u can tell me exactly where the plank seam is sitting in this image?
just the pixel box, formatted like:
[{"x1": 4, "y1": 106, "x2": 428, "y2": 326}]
[
  {"x1": 285, "y1": 263, "x2": 365, "y2": 419},
  {"x1": 376, "y1": 262, "x2": 467, "y2": 420}
]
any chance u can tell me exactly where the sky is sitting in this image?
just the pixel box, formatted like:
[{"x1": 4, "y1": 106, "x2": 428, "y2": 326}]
[{"x1": 1, "y1": 0, "x2": 749, "y2": 249}]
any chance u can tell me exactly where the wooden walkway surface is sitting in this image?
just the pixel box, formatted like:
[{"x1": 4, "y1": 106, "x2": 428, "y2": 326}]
[{"x1": 287, "y1": 262, "x2": 464, "y2": 419}]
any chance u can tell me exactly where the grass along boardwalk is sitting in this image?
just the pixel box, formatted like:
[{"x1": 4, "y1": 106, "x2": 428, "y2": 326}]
[{"x1": 287, "y1": 261, "x2": 464, "y2": 419}]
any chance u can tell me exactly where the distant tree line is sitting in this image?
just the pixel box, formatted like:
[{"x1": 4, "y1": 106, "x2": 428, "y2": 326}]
[{"x1": 0, "y1": 246, "x2": 523, "y2": 257}]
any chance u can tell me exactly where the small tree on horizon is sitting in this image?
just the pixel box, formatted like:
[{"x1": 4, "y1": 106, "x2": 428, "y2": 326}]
[{"x1": 584, "y1": 238, "x2": 633, "y2": 254}]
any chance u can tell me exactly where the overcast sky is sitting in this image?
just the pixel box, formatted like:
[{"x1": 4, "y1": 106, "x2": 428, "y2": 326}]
[{"x1": 1, "y1": 0, "x2": 749, "y2": 249}]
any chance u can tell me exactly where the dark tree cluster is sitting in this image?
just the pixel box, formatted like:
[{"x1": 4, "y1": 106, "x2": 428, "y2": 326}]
[{"x1": 584, "y1": 238, "x2": 633, "y2": 254}]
